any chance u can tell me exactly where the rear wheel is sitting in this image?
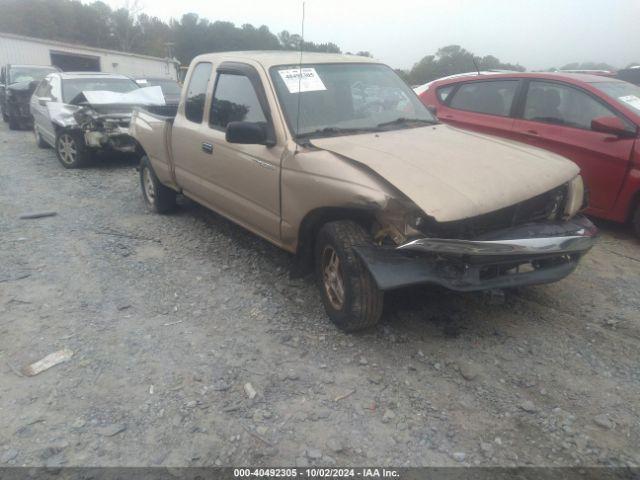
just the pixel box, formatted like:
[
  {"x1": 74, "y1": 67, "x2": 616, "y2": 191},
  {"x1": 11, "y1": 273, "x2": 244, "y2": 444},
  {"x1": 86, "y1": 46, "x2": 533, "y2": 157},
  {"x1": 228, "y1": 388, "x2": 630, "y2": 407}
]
[
  {"x1": 140, "y1": 156, "x2": 176, "y2": 213},
  {"x1": 315, "y1": 221, "x2": 383, "y2": 332},
  {"x1": 55, "y1": 131, "x2": 88, "y2": 168}
]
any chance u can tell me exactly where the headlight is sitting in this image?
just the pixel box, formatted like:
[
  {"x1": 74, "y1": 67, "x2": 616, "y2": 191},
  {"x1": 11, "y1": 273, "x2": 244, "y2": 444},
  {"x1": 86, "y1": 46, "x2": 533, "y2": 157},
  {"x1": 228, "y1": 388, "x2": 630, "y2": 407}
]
[{"x1": 563, "y1": 175, "x2": 585, "y2": 219}]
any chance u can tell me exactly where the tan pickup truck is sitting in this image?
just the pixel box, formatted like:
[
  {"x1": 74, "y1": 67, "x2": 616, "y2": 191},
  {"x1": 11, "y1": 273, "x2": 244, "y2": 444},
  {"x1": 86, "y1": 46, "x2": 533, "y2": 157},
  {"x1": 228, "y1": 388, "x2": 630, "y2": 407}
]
[{"x1": 129, "y1": 51, "x2": 597, "y2": 331}]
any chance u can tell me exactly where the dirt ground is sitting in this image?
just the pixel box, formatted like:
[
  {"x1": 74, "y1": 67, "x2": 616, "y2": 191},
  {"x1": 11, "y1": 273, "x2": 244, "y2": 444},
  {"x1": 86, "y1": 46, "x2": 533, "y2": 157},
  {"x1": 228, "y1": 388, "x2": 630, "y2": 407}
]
[{"x1": 0, "y1": 121, "x2": 639, "y2": 469}]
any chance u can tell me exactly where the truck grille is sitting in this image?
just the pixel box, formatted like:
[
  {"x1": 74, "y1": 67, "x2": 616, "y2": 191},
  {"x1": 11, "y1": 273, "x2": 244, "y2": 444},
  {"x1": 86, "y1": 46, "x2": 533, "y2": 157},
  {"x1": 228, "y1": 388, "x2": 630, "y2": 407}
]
[{"x1": 421, "y1": 185, "x2": 567, "y2": 240}]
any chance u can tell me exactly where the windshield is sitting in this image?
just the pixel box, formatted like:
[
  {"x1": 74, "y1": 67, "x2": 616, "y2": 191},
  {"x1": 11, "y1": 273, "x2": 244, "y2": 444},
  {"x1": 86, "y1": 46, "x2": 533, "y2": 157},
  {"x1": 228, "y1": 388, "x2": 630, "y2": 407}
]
[
  {"x1": 270, "y1": 63, "x2": 436, "y2": 137},
  {"x1": 137, "y1": 78, "x2": 181, "y2": 96},
  {"x1": 9, "y1": 66, "x2": 57, "y2": 84},
  {"x1": 594, "y1": 81, "x2": 640, "y2": 114},
  {"x1": 62, "y1": 77, "x2": 139, "y2": 103}
]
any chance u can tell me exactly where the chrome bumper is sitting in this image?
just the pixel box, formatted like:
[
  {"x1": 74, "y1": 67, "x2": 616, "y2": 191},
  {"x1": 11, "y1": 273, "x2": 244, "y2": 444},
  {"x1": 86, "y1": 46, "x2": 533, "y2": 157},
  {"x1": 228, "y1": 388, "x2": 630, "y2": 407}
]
[{"x1": 397, "y1": 226, "x2": 596, "y2": 256}]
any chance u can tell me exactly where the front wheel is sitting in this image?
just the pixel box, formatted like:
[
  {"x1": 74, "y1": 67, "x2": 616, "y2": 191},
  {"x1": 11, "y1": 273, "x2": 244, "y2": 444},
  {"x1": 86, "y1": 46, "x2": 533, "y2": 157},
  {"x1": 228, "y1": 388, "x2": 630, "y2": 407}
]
[
  {"x1": 140, "y1": 156, "x2": 176, "y2": 213},
  {"x1": 315, "y1": 221, "x2": 383, "y2": 332},
  {"x1": 55, "y1": 130, "x2": 88, "y2": 168}
]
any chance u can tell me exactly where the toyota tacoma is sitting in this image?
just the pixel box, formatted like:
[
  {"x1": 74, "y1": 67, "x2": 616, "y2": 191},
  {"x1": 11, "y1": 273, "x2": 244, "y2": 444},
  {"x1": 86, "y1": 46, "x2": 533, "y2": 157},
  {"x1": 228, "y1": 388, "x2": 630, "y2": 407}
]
[{"x1": 129, "y1": 52, "x2": 597, "y2": 331}]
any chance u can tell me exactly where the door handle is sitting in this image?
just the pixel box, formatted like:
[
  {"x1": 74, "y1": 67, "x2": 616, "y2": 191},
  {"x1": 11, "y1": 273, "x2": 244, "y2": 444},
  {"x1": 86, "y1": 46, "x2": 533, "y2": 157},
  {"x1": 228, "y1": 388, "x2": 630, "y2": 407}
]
[{"x1": 201, "y1": 142, "x2": 213, "y2": 154}]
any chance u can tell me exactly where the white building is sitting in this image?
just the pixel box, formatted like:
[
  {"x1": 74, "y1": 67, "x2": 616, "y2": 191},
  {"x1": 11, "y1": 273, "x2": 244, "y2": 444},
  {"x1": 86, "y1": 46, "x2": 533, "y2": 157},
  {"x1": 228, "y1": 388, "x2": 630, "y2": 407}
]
[{"x1": 0, "y1": 32, "x2": 179, "y2": 80}]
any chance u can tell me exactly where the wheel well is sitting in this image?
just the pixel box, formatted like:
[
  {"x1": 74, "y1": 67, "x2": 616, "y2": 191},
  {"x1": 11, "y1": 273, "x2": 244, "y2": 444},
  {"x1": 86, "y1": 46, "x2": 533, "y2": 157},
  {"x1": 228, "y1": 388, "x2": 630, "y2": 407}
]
[{"x1": 293, "y1": 207, "x2": 375, "y2": 276}]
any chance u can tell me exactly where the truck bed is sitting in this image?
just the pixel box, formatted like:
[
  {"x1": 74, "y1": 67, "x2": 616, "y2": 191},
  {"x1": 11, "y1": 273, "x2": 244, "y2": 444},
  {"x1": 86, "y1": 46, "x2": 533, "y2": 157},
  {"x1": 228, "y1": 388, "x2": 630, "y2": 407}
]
[{"x1": 129, "y1": 108, "x2": 177, "y2": 188}]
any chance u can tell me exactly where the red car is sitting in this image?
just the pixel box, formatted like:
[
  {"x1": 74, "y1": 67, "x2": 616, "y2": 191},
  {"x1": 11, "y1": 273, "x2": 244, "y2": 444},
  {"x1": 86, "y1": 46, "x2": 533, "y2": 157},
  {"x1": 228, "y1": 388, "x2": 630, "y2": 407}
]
[{"x1": 418, "y1": 72, "x2": 640, "y2": 236}]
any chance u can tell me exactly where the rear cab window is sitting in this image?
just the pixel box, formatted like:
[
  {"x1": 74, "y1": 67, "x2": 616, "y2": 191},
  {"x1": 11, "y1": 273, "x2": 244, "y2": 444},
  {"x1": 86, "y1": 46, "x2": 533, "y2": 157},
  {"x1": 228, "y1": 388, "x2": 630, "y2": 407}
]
[
  {"x1": 448, "y1": 80, "x2": 519, "y2": 117},
  {"x1": 184, "y1": 62, "x2": 213, "y2": 123}
]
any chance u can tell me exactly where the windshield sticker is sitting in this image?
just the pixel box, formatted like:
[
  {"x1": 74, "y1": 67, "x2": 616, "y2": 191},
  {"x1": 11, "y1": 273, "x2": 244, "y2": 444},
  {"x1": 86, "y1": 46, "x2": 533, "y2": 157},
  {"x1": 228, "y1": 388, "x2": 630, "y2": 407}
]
[
  {"x1": 619, "y1": 94, "x2": 640, "y2": 110},
  {"x1": 278, "y1": 68, "x2": 327, "y2": 94}
]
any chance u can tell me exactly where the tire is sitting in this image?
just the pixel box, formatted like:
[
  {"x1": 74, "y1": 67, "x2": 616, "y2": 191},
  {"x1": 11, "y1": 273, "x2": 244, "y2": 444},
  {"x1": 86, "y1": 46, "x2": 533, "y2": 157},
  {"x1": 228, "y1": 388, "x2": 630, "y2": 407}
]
[
  {"x1": 55, "y1": 130, "x2": 88, "y2": 168},
  {"x1": 34, "y1": 125, "x2": 49, "y2": 148},
  {"x1": 140, "y1": 156, "x2": 176, "y2": 213},
  {"x1": 315, "y1": 221, "x2": 383, "y2": 332}
]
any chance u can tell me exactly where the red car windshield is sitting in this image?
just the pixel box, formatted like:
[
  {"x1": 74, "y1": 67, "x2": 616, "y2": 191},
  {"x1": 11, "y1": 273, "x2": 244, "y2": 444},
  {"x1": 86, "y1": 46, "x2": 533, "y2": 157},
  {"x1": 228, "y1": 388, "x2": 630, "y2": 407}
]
[{"x1": 594, "y1": 81, "x2": 640, "y2": 115}]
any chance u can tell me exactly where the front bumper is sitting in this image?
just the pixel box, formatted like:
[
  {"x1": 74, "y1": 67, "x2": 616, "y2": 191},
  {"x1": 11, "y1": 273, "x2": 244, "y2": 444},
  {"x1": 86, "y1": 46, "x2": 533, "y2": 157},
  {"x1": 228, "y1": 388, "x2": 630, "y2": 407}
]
[
  {"x1": 83, "y1": 127, "x2": 136, "y2": 153},
  {"x1": 354, "y1": 215, "x2": 597, "y2": 291}
]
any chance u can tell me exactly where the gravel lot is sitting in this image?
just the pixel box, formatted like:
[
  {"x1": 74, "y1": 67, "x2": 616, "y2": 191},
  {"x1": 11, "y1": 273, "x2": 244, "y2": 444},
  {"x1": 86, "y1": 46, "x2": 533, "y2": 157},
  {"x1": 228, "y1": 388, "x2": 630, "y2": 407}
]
[{"x1": 1, "y1": 121, "x2": 639, "y2": 468}]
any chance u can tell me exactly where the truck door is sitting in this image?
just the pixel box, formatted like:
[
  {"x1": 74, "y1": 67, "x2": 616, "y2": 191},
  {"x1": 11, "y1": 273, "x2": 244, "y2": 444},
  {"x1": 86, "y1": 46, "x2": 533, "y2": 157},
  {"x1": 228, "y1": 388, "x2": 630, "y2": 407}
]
[{"x1": 171, "y1": 62, "x2": 283, "y2": 243}]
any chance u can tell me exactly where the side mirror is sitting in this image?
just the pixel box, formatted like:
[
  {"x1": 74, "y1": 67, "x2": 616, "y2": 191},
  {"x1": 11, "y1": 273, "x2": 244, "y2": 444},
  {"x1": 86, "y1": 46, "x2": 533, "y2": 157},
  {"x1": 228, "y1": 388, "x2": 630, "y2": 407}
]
[
  {"x1": 225, "y1": 121, "x2": 268, "y2": 145},
  {"x1": 591, "y1": 116, "x2": 634, "y2": 137}
]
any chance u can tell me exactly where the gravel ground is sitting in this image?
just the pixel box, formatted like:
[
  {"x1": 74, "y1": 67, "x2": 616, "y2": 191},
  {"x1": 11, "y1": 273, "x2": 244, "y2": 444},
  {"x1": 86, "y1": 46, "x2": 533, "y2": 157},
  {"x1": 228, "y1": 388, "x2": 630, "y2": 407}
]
[{"x1": 0, "y1": 121, "x2": 639, "y2": 468}]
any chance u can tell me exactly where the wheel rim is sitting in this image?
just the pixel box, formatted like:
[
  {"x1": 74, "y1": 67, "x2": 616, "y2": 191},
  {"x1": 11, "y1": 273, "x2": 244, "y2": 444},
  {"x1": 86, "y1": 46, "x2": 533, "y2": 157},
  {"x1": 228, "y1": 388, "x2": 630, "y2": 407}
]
[
  {"x1": 58, "y1": 134, "x2": 77, "y2": 165},
  {"x1": 143, "y1": 167, "x2": 156, "y2": 204},
  {"x1": 321, "y1": 245, "x2": 345, "y2": 310}
]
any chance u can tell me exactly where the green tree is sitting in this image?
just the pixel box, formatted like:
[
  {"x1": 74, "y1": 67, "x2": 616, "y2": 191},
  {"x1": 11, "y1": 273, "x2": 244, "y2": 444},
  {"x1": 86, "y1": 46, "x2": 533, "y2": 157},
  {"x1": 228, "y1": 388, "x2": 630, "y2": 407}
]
[
  {"x1": 0, "y1": 0, "x2": 342, "y2": 65},
  {"x1": 407, "y1": 45, "x2": 525, "y2": 85},
  {"x1": 558, "y1": 62, "x2": 616, "y2": 71}
]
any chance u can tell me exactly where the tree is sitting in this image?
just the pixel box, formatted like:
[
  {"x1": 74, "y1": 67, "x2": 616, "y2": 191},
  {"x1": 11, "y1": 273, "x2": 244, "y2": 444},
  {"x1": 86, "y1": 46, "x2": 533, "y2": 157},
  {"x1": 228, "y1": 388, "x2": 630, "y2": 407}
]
[
  {"x1": 0, "y1": 0, "x2": 342, "y2": 65},
  {"x1": 557, "y1": 62, "x2": 616, "y2": 71},
  {"x1": 405, "y1": 45, "x2": 525, "y2": 85}
]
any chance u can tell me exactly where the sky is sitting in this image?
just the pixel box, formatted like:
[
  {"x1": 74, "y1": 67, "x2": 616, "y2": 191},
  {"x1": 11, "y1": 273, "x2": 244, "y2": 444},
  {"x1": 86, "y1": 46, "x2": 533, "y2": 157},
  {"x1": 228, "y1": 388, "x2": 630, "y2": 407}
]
[{"x1": 97, "y1": 0, "x2": 639, "y2": 70}]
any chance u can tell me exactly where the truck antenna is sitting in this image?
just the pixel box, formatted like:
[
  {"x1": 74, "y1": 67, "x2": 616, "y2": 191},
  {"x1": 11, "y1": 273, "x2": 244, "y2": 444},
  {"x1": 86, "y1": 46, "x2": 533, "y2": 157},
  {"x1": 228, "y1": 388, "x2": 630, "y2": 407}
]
[{"x1": 294, "y1": 1, "x2": 305, "y2": 154}]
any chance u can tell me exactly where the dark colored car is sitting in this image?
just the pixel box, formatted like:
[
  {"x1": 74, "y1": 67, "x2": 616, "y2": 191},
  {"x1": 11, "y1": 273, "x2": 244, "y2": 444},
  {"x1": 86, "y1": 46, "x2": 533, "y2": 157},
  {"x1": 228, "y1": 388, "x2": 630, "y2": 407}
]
[
  {"x1": 0, "y1": 64, "x2": 59, "y2": 129},
  {"x1": 418, "y1": 72, "x2": 640, "y2": 236}
]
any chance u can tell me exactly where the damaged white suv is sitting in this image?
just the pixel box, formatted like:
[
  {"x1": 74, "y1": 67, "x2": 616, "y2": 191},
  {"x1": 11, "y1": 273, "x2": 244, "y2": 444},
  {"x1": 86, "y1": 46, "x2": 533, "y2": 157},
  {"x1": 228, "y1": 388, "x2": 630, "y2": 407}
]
[{"x1": 30, "y1": 72, "x2": 165, "y2": 168}]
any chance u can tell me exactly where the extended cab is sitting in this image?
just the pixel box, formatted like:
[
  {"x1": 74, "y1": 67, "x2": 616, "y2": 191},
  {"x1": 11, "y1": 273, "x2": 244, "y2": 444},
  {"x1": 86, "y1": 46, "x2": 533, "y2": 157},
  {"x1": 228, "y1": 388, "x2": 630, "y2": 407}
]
[{"x1": 130, "y1": 52, "x2": 597, "y2": 331}]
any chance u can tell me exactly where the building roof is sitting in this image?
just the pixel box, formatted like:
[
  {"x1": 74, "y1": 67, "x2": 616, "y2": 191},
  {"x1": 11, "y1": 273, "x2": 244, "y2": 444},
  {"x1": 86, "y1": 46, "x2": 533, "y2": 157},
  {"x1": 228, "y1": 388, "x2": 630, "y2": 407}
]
[
  {"x1": 192, "y1": 51, "x2": 380, "y2": 68},
  {"x1": 0, "y1": 31, "x2": 178, "y2": 64}
]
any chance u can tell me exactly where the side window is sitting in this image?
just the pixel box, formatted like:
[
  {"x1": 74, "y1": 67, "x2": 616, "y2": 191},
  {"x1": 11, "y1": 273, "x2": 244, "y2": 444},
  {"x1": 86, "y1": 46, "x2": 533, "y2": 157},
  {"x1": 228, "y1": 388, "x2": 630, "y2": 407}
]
[
  {"x1": 210, "y1": 73, "x2": 267, "y2": 129},
  {"x1": 184, "y1": 62, "x2": 212, "y2": 123},
  {"x1": 524, "y1": 81, "x2": 617, "y2": 130},
  {"x1": 449, "y1": 80, "x2": 519, "y2": 116},
  {"x1": 437, "y1": 85, "x2": 455, "y2": 102}
]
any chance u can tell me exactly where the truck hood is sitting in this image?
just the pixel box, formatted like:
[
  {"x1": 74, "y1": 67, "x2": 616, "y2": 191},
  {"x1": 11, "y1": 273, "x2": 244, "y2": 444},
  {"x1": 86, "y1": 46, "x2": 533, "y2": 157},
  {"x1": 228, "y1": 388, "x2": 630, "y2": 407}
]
[{"x1": 311, "y1": 124, "x2": 579, "y2": 222}]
